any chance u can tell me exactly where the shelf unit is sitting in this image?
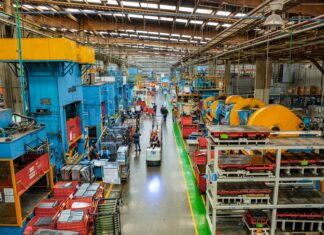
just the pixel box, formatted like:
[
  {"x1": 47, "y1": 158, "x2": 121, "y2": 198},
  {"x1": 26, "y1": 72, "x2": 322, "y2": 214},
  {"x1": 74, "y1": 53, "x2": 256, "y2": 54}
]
[{"x1": 205, "y1": 127, "x2": 324, "y2": 235}]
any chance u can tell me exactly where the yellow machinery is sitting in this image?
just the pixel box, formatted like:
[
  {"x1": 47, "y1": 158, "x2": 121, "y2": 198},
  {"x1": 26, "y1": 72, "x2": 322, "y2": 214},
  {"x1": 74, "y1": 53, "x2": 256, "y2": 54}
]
[
  {"x1": 203, "y1": 96, "x2": 216, "y2": 115},
  {"x1": 225, "y1": 95, "x2": 243, "y2": 105}
]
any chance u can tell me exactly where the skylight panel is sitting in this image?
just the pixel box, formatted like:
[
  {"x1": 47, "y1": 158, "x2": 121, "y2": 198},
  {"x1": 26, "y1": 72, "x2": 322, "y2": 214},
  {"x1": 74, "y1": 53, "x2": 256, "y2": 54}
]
[
  {"x1": 235, "y1": 13, "x2": 246, "y2": 17},
  {"x1": 129, "y1": 34, "x2": 137, "y2": 37},
  {"x1": 175, "y1": 18, "x2": 188, "y2": 23},
  {"x1": 179, "y1": 7, "x2": 193, "y2": 13},
  {"x1": 206, "y1": 22, "x2": 219, "y2": 26},
  {"x1": 196, "y1": 8, "x2": 212, "y2": 14},
  {"x1": 190, "y1": 40, "x2": 198, "y2": 43},
  {"x1": 121, "y1": 1, "x2": 140, "y2": 7},
  {"x1": 140, "y1": 3, "x2": 158, "y2": 9},
  {"x1": 216, "y1": 10, "x2": 231, "y2": 16},
  {"x1": 190, "y1": 20, "x2": 203, "y2": 24},
  {"x1": 160, "y1": 5, "x2": 176, "y2": 11},
  {"x1": 222, "y1": 23, "x2": 232, "y2": 27},
  {"x1": 179, "y1": 39, "x2": 188, "y2": 42},
  {"x1": 160, "y1": 17, "x2": 173, "y2": 22},
  {"x1": 144, "y1": 15, "x2": 158, "y2": 20},
  {"x1": 129, "y1": 14, "x2": 143, "y2": 18}
]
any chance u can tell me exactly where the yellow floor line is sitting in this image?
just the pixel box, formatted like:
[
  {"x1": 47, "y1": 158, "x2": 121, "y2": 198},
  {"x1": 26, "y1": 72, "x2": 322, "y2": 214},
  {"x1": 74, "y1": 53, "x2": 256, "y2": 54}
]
[
  {"x1": 104, "y1": 184, "x2": 113, "y2": 198},
  {"x1": 201, "y1": 195, "x2": 206, "y2": 207},
  {"x1": 173, "y1": 127, "x2": 199, "y2": 235}
]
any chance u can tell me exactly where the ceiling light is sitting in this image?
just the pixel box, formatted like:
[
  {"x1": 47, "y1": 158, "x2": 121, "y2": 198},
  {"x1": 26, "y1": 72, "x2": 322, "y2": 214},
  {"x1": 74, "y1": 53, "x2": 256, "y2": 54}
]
[
  {"x1": 23, "y1": 4, "x2": 34, "y2": 9},
  {"x1": 149, "y1": 36, "x2": 159, "y2": 39},
  {"x1": 200, "y1": 41, "x2": 207, "y2": 44},
  {"x1": 196, "y1": 8, "x2": 212, "y2": 14},
  {"x1": 205, "y1": 37, "x2": 211, "y2": 40},
  {"x1": 179, "y1": 7, "x2": 193, "y2": 13},
  {"x1": 207, "y1": 22, "x2": 219, "y2": 26},
  {"x1": 137, "y1": 30, "x2": 147, "y2": 34},
  {"x1": 160, "y1": 32, "x2": 169, "y2": 36},
  {"x1": 160, "y1": 17, "x2": 173, "y2": 22},
  {"x1": 216, "y1": 10, "x2": 231, "y2": 16},
  {"x1": 179, "y1": 39, "x2": 188, "y2": 42},
  {"x1": 120, "y1": 33, "x2": 128, "y2": 36},
  {"x1": 110, "y1": 32, "x2": 118, "y2": 35},
  {"x1": 99, "y1": 31, "x2": 108, "y2": 34},
  {"x1": 190, "y1": 40, "x2": 198, "y2": 43},
  {"x1": 190, "y1": 20, "x2": 203, "y2": 24},
  {"x1": 235, "y1": 13, "x2": 246, "y2": 17},
  {"x1": 170, "y1": 38, "x2": 178, "y2": 41},
  {"x1": 121, "y1": 1, "x2": 140, "y2": 7},
  {"x1": 182, "y1": 35, "x2": 191, "y2": 38},
  {"x1": 160, "y1": 4, "x2": 176, "y2": 11},
  {"x1": 129, "y1": 14, "x2": 143, "y2": 18},
  {"x1": 66, "y1": 8, "x2": 80, "y2": 12},
  {"x1": 171, "y1": 34, "x2": 180, "y2": 37},
  {"x1": 140, "y1": 3, "x2": 158, "y2": 9},
  {"x1": 107, "y1": 0, "x2": 118, "y2": 5},
  {"x1": 129, "y1": 34, "x2": 137, "y2": 37},
  {"x1": 194, "y1": 36, "x2": 202, "y2": 39},
  {"x1": 144, "y1": 15, "x2": 158, "y2": 20},
  {"x1": 222, "y1": 23, "x2": 232, "y2": 27},
  {"x1": 175, "y1": 18, "x2": 188, "y2": 23},
  {"x1": 160, "y1": 37, "x2": 169, "y2": 40},
  {"x1": 140, "y1": 35, "x2": 149, "y2": 38},
  {"x1": 126, "y1": 29, "x2": 135, "y2": 32},
  {"x1": 264, "y1": 1, "x2": 284, "y2": 30},
  {"x1": 148, "y1": 31, "x2": 159, "y2": 35},
  {"x1": 114, "y1": 13, "x2": 126, "y2": 17},
  {"x1": 83, "y1": 9, "x2": 95, "y2": 13},
  {"x1": 88, "y1": 0, "x2": 101, "y2": 2},
  {"x1": 38, "y1": 6, "x2": 50, "y2": 10}
]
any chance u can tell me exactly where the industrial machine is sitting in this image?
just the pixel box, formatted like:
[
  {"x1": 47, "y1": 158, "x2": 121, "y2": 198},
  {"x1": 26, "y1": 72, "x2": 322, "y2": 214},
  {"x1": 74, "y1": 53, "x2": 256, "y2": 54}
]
[
  {"x1": 83, "y1": 82, "x2": 107, "y2": 145},
  {"x1": 0, "y1": 109, "x2": 53, "y2": 234},
  {"x1": 0, "y1": 38, "x2": 95, "y2": 171}
]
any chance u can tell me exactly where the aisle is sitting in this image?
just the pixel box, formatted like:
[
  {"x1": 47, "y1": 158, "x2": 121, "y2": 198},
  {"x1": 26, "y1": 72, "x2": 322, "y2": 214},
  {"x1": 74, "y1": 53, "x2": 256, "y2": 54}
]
[{"x1": 121, "y1": 96, "x2": 195, "y2": 235}]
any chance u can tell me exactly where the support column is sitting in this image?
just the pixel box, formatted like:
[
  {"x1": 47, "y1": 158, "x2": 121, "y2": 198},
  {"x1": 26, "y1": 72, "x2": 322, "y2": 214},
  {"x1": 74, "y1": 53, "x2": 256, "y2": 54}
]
[
  {"x1": 208, "y1": 59, "x2": 216, "y2": 75},
  {"x1": 255, "y1": 60, "x2": 272, "y2": 104},
  {"x1": 224, "y1": 60, "x2": 231, "y2": 94}
]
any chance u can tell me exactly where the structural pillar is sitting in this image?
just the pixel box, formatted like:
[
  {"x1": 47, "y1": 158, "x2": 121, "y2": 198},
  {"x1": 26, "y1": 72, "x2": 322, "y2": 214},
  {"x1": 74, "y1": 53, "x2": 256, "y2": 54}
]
[
  {"x1": 224, "y1": 60, "x2": 231, "y2": 94},
  {"x1": 255, "y1": 60, "x2": 272, "y2": 104},
  {"x1": 208, "y1": 59, "x2": 216, "y2": 75}
]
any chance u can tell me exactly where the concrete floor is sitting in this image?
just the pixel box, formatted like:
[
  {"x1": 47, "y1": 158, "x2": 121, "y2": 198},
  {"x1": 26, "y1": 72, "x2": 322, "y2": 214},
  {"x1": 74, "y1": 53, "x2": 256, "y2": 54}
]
[{"x1": 121, "y1": 95, "x2": 195, "y2": 235}]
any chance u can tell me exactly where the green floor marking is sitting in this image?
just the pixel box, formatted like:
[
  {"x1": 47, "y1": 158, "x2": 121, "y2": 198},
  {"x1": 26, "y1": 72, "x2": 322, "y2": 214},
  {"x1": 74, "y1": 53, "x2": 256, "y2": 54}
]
[{"x1": 173, "y1": 123, "x2": 211, "y2": 235}]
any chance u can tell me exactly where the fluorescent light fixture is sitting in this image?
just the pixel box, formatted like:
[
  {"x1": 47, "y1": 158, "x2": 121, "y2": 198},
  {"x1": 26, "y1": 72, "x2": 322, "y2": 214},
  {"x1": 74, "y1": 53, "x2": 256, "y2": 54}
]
[
  {"x1": 207, "y1": 22, "x2": 219, "y2": 26},
  {"x1": 179, "y1": 39, "x2": 188, "y2": 42},
  {"x1": 160, "y1": 32, "x2": 169, "y2": 36},
  {"x1": 160, "y1": 4, "x2": 176, "y2": 10},
  {"x1": 205, "y1": 37, "x2": 211, "y2": 40},
  {"x1": 153, "y1": 47, "x2": 160, "y2": 50},
  {"x1": 149, "y1": 36, "x2": 159, "y2": 39},
  {"x1": 129, "y1": 14, "x2": 143, "y2": 18},
  {"x1": 190, "y1": 40, "x2": 198, "y2": 43},
  {"x1": 254, "y1": 27, "x2": 261, "y2": 31},
  {"x1": 222, "y1": 23, "x2": 232, "y2": 27},
  {"x1": 88, "y1": 0, "x2": 101, "y2": 2},
  {"x1": 121, "y1": 1, "x2": 140, "y2": 7},
  {"x1": 200, "y1": 41, "x2": 207, "y2": 44},
  {"x1": 66, "y1": 8, "x2": 80, "y2": 12},
  {"x1": 144, "y1": 15, "x2": 158, "y2": 20},
  {"x1": 139, "y1": 35, "x2": 149, "y2": 38},
  {"x1": 171, "y1": 34, "x2": 180, "y2": 37},
  {"x1": 160, "y1": 17, "x2": 173, "y2": 22},
  {"x1": 170, "y1": 38, "x2": 178, "y2": 41},
  {"x1": 107, "y1": 0, "x2": 118, "y2": 5},
  {"x1": 194, "y1": 36, "x2": 202, "y2": 39},
  {"x1": 196, "y1": 8, "x2": 212, "y2": 14},
  {"x1": 83, "y1": 9, "x2": 95, "y2": 13},
  {"x1": 113, "y1": 13, "x2": 126, "y2": 17},
  {"x1": 140, "y1": 3, "x2": 158, "y2": 9},
  {"x1": 38, "y1": 6, "x2": 50, "y2": 10},
  {"x1": 101, "y1": 12, "x2": 112, "y2": 15},
  {"x1": 61, "y1": 28, "x2": 67, "y2": 31},
  {"x1": 23, "y1": 4, "x2": 34, "y2": 9},
  {"x1": 190, "y1": 20, "x2": 203, "y2": 24},
  {"x1": 179, "y1": 7, "x2": 193, "y2": 13},
  {"x1": 182, "y1": 35, "x2": 191, "y2": 38},
  {"x1": 235, "y1": 13, "x2": 246, "y2": 17},
  {"x1": 175, "y1": 18, "x2": 188, "y2": 23},
  {"x1": 137, "y1": 30, "x2": 147, "y2": 34},
  {"x1": 120, "y1": 33, "x2": 128, "y2": 36},
  {"x1": 160, "y1": 37, "x2": 169, "y2": 40},
  {"x1": 110, "y1": 32, "x2": 118, "y2": 35},
  {"x1": 70, "y1": 29, "x2": 78, "y2": 32},
  {"x1": 129, "y1": 34, "x2": 137, "y2": 37},
  {"x1": 148, "y1": 31, "x2": 159, "y2": 35},
  {"x1": 99, "y1": 31, "x2": 109, "y2": 34},
  {"x1": 126, "y1": 29, "x2": 135, "y2": 32},
  {"x1": 216, "y1": 10, "x2": 231, "y2": 16}
]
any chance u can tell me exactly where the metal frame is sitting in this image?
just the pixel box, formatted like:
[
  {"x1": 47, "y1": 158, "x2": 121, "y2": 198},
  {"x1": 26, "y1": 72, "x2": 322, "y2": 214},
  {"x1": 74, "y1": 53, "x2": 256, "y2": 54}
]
[{"x1": 206, "y1": 136, "x2": 324, "y2": 235}]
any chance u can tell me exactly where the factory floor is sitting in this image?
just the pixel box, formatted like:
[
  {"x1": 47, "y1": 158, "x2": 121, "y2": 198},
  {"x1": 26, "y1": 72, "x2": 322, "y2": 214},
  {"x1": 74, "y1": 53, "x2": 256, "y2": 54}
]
[{"x1": 120, "y1": 95, "x2": 195, "y2": 235}]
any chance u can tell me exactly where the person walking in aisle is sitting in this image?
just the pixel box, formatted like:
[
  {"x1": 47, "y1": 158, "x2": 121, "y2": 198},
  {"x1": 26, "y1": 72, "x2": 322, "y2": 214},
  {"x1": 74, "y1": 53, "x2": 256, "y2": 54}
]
[{"x1": 133, "y1": 130, "x2": 141, "y2": 152}]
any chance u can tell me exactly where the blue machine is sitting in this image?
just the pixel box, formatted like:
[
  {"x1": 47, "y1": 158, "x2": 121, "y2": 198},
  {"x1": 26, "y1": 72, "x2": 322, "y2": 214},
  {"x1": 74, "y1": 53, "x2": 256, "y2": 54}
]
[
  {"x1": 127, "y1": 67, "x2": 138, "y2": 105},
  {"x1": 25, "y1": 61, "x2": 86, "y2": 171},
  {"x1": 0, "y1": 109, "x2": 52, "y2": 235},
  {"x1": 83, "y1": 82, "x2": 107, "y2": 145}
]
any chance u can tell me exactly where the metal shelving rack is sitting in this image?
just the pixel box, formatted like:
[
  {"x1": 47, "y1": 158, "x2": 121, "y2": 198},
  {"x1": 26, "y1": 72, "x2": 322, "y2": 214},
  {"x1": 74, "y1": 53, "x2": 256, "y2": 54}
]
[{"x1": 205, "y1": 126, "x2": 324, "y2": 235}]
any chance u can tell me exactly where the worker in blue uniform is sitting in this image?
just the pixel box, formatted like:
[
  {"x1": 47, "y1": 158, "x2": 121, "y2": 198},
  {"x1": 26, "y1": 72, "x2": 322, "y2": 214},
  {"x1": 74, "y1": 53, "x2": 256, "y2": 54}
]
[
  {"x1": 88, "y1": 144, "x2": 99, "y2": 160},
  {"x1": 133, "y1": 130, "x2": 141, "y2": 152},
  {"x1": 100, "y1": 146, "x2": 110, "y2": 160}
]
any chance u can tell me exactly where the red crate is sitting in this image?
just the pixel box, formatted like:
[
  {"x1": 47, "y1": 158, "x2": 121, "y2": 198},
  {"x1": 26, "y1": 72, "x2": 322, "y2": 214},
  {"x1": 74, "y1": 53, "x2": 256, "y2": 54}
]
[
  {"x1": 24, "y1": 216, "x2": 55, "y2": 235},
  {"x1": 245, "y1": 210, "x2": 269, "y2": 226},
  {"x1": 195, "y1": 164, "x2": 206, "y2": 193},
  {"x1": 137, "y1": 101, "x2": 146, "y2": 108},
  {"x1": 193, "y1": 151, "x2": 215, "y2": 165},
  {"x1": 53, "y1": 181, "x2": 79, "y2": 199},
  {"x1": 182, "y1": 124, "x2": 199, "y2": 139},
  {"x1": 198, "y1": 137, "x2": 208, "y2": 149},
  {"x1": 181, "y1": 116, "x2": 192, "y2": 125},
  {"x1": 35, "y1": 198, "x2": 66, "y2": 217},
  {"x1": 15, "y1": 153, "x2": 50, "y2": 196}
]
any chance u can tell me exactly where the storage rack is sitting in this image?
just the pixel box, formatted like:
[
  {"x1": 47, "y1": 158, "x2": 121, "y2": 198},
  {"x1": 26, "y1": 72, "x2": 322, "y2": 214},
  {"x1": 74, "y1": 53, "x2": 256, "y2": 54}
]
[{"x1": 205, "y1": 125, "x2": 324, "y2": 235}]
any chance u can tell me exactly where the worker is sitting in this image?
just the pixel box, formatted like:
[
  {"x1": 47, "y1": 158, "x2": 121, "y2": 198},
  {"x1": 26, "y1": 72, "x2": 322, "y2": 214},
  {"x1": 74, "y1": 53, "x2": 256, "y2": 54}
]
[
  {"x1": 150, "y1": 130, "x2": 159, "y2": 148},
  {"x1": 153, "y1": 103, "x2": 157, "y2": 116},
  {"x1": 160, "y1": 105, "x2": 169, "y2": 122},
  {"x1": 100, "y1": 146, "x2": 110, "y2": 160},
  {"x1": 172, "y1": 106, "x2": 178, "y2": 123},
  {"x1": 88, "y1": 144, "x2": 98, "y2": 160},
  {"x1": 133, "y1": 130, "x2": 141, "y2": 152}
]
